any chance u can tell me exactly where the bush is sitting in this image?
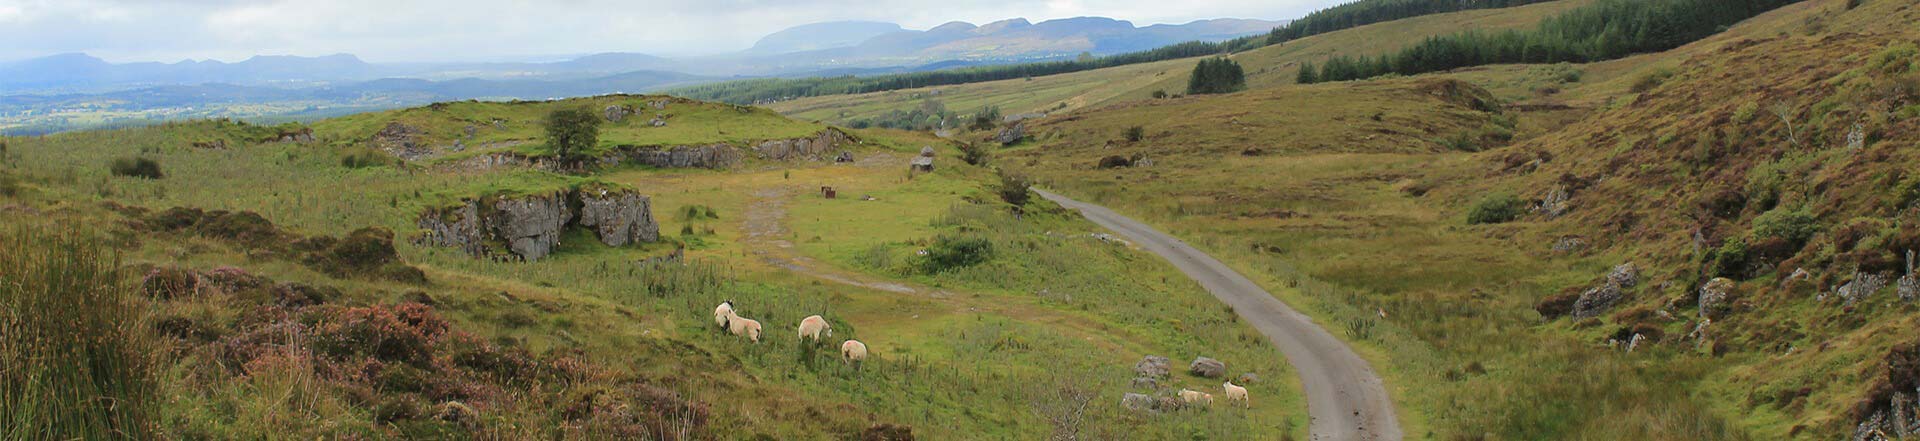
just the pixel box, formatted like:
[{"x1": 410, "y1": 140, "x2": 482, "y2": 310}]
[
  {"x1": 1466, "y1": 193, "x2": 1526, "y2": 224},
  {"x1": 1708, "y1": 237, "x2": 1750, "y2": 279},
  {"x1": 544, "y1": 107, "x2": 603, "y2": 164},
  {"x1": 339, "y1": 147, "x2": 390, "y2": 169},
  {"x1": 1124, "y1": 126, "x2": 1145, "y2": 143},
  {"x1": 1151, "y1": 90, "x2": 1169, "y2": 99},
  {"x1": 1893, "y1": 173, "x2": 1920, "y2": 209},
  {"x1": 997, "y1": 172, "x2": 1034, "y2": 209},
  {"x1": 1752, "y1": 208, "x2": 1819, "y2": 247},
  {"x1": 1187, "y1": 57, "x2": 1246, "y2": 95},
  {"x1": 922, "y1": 235, "x2": 993, "y2": 273},
  {"x1": 1, "y1": 227, "x2": 158, "y2": 439},
  {"x1": 959, "y1": 142, "x2": 990, "y2": 166},
  {"x1": 310, "y1": 303, "x2": 449, "y2": 366},
  {"x1": 109, "y1": 157, "x2": 163, "y2": 179}
]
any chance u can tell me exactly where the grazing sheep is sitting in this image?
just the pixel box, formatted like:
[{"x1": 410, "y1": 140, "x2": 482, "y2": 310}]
[
  {"x1": 841, "y1": 340, "x2": 868, "y2": 364},
  {"x1": 728, "y1": 315, "x2": 763, "y2": 343},
  {"x1": 1178, "y1": 389, "x2": 1214, "y2": 408},
  {"x1": 714, "y1": 300, "x2": 735, "y2": 329},
  {"x1": 798, "y1": 315, "x2": 832, "y2": 342},
  {"x1": 1222, "y1": 381, "x2": 1249, "y2": 407}
]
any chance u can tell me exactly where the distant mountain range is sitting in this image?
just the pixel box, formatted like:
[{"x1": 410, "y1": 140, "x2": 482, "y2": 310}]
[{"x1": 0, "y1": 15, "x2": 1282, "y2": 133}]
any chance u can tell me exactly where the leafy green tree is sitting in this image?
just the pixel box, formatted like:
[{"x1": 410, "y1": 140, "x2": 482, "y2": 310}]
[
  {"x1": 1297, "y1": 61, "x2": 1320, "y2": 84},
  {"x1": 1187, "y1": 58, "x2": 1247, "y2": 95},
  {"x1": 543, "y1": 107, "x2": 602, "y2": 164}
]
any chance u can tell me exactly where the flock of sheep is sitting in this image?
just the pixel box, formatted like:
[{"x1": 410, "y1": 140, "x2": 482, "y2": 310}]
[
  {"x1": 1178, "y1": 383, "x2": 1250, "y2": 409},
  {"x1": 713, "y1": 300, "x2": 867, "y2": 364}
]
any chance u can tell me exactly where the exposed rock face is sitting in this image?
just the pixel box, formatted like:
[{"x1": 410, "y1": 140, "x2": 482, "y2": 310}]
[
  {"x1": 1189, "y1": 357, "x2": 1226, "y2": 378},
  {"x1": 994, "y1": 121, "x2": 1027, "y2": 145},
  {"x1": 490, "y1": 191, "x2": 573, "y2": 261},
  {"x1": 277, "y1": 128, "x2": 314, "y2": 143},
  {"x1": 418, "y1": 188, "x2": 660, "y2": 262},
  {"x1": 622, "y1": 144, "x2": 742, "y2": 169},
  {"x1": 372, "y1": 122, "x2": 432, "y2": 160},
  {"x1": 576, "y1": 187, "x2": 659, "y2": 247},
  {"x1": 754, "y1": 128, "x2": 855, "y2": 161},
  {"x1": 1607, "y1": 263, "x2": 1638, "y2": 288},
  {"x1": 1134, "y1": 355, "x2": 1171, "y2": 379}
]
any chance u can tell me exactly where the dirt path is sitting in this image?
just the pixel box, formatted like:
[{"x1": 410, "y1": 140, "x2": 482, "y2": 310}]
[
  {"x1": 1036, "y1": 188, "x2": 1403, "y2": 441},
  {"x1": 740, "y1": 186, "x2": 933, "y2": 297}
]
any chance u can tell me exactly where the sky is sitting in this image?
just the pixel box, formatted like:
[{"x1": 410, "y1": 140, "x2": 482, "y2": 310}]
[{"x1": 0, "y1": 0, "x2": 1345, "y2": 63}]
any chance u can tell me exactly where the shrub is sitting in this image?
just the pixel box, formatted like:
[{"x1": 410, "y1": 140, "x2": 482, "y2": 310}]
[
  {"x1": 1187, "y1": 57, "x2": 1246, "y2": 95},
  {"x1": 959, "y1": 142, "x2": 990, "y2": 166},
  {"x1": 1466, "y1": 194, "x2": 1525, "y2": 224},
  {"x1": 1, "y1": 227, "x2": 158, "y2": 439},
  {"x1": 997, "y1": 172, "x2": 1034, "y2": 209},
  {"x1": 1124, "y1": 126, "x2": 1145, "y2": 143},
  {"x1": 310, "y1": 303, "x2": 449, "y2": 366},
  {"x1": 1708, "y1": 237, "x2": 1751, "y2": 279},
  {"x1": 922, "y1": 235, "x2": 993, "y2": 273},
  {"x1": 109, "y1": 157, "x2": 163, "y2": 179},
  {"x1": 544, "y1": 107, "x2": 603, "y2": 164},
  {"x1": 0, "y1": 173, "x2": 20, "y2": 197},
  {"x1": 1151, "y1": 90, "x2": 1169, "y2": 99},
  {"x1": 1893, "y1": 173, "x2": 1920, "y2": 209},
  {"x1": 1752, "y1": 208, "x2": 1819, "y2": 247},
  {"x1": 339, "y1": 147, "x2": 389, "y2": 169}
]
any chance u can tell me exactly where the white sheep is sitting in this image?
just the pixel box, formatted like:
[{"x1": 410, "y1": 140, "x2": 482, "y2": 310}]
[
  {"x1": 1222, "y1": 381, "x2": 1249, "y2": 407},
  {"x1": 727, "y1": 314, "x2": 763, "y2": 343},
  {"x1": 841, "y1": 339, "x2": 868, "y2": 364},
  {"x1": 798, "y1": 315, "x2": 832, "y2": 342},
  {"x1": 713, "y1": 300, "x2": 734, "y2": 329},
  {"x1": 1178, "y1": 389, "x2": 1214, "y2": 408}
]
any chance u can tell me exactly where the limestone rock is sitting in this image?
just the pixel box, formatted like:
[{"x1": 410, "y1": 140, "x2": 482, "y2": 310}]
[
  {"x1": 1607, "y1": 263, "x2": 1638, "y2": 288},
  {"x1": 372, "y1": 122, "x2": 431, "y2": 160},
  {"x1": 604, "y1": 104, "x2": 634, "y2": 122},
  {"x1": 488, "y1": 191, "x2": 573, "y2": 261},
  {"x1": 1189, "y1": 357, "x2": 1226, "y2": 378},
  {"x1": 1698, "y1": 277, "x2": 1735, "y2": 318},
  {"x1": 623, "y1": 144, "x2": 741, "y2": 169},
  {"x1": 1134, "y1": 355, "x2": 1171, "y2": 379},
  {"x1": 1571, "y1": 283, "x2": 1622, "y2": 319},
  {"x1": 994, "y1": 121, "x2": 1027, "y2": 145},
  {"x1": 1121, "y1": 393, "x2": 1156, "y2": 412},
  {"x1": 576, "y1": 187, "x2": 659, "y2": 247},
  {"x1": 754, "y1": 128, "x2": 854, "y2": 161}
]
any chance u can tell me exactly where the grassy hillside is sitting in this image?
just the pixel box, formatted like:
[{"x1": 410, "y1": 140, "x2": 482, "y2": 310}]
[
  {"x1": 0, "y1": 94, "x2": 1313, "y2": 439},
  {"x1": 768, "y1": 0, "x2": 1593, "y2": 127},
  {"x1": 989, "y1": 0, "x2": 1920, "y2": 438}
]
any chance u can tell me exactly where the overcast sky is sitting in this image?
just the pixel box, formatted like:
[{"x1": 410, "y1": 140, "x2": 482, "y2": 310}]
[{"x1": 0, "y1": 0, "x2": 1346, "y2": 63}]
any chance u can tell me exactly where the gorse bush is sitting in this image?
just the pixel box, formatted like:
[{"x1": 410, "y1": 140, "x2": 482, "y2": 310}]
[
  {"x1": 1124, "y1": 126, "x2": 1145, "y2": 143},
  {"x1": 997, "y1": 171, "x2": 1034, "y2": 208},
  {"x1": 110, "y1": 157, "x2": 163, "y2": 179},
  {"x1": 959, "y1": 142, "x2": 990, "y2": 166},
  {"x1": 1, "y1": 227, "x2": 158, "y2": 439},
  {"x1": 1466, "y1": 193, "x2": 1526, "y2": 224},
  {"x1": 1752, "y1": 208, "x2": 1819, "y2": 247}
]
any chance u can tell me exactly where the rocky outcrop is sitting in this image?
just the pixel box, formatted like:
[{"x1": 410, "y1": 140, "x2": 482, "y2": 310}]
[
  {"x1": 373, "y1": 122, "x2": 432, "y2": 160},
  {"x1": 1697, "y1": 277, "x2": 1735, "y2": 318},
  {"x1": 1134, "y1": 355, "x2": 1171, "y2": 379},
  {"x1": 576, "y1": 187, "x2": 658, "y2": 247},
  {"x1": 604, "y1": 105, "x2": 635, "y2": 122},
  {"x1": 277, "y1": 128, "x2": 315, "y2": 143},
  {"x1": 1189, "y1": 357, "x2": 1226, "y2": 378},
  {"x1": 619, "y1": 144, "x2": 742, "y2": 169},
  {"x1": 417, "y1": 187, "x2": 659, "y2": 262},
  {"x1": 1571, "y1": 263, "x2": 1638, "y2": 319},
  {"x1": 753, "y1": 128, "x2": 855, "y2": 161},
  {"x1": 994, "y1": 121, "x2": 1027, "y2": 145}
]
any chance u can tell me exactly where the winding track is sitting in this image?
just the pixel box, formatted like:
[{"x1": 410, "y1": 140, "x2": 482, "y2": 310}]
[{"x1": 1037, "y1": 189, "x2": 1402, "y2": 441}]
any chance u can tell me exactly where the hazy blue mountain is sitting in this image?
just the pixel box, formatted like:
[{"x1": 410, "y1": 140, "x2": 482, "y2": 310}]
[
  {"x1": 746, "y1": 21, "x2": 905, "y2": 55},
  {"x1": 0, "y1": 53, "x2": 385, "y2": 93}
]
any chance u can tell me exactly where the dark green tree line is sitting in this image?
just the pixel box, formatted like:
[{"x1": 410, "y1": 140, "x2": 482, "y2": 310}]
[{"x1": 1187, "y1": 58, "x2": 1247, "y2": 95}]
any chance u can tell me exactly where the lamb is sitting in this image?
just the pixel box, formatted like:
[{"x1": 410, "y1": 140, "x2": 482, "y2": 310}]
[
  {"x1": 1222, "y1": 381, "x2": 1249, "y2": 407},
  {"x1": 798, "y1": 315, "x2": 832, "y2": 342},
  {"x1": 727, "y1": 313, "x2": 763, "y2": 343},
  {"x1": 1178, "y1": 389, "x2": 1214, "y2": 408},
  {"x1": 713, "y1": 300, "x2": 734, "y2": 329},
  {"x1": 841, "y1": 340, "x2": 868, "y2": 364}
]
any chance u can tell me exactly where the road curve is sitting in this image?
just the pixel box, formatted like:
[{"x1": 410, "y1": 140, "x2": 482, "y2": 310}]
[{"x1": 1037, "y1": 189, "x2": 1402, "y2": 441}]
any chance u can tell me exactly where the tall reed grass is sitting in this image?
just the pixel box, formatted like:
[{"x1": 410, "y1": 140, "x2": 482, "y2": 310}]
[{"x1": 0, "y1": 227, "x2": 157, "y2": 439}]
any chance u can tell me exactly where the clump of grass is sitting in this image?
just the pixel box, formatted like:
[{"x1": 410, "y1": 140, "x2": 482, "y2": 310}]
[
  {"x1": 921, "y1": 235, "x2": 993, "y2": 273},
  {"x1": 1466, "y1": 193, "x2": 1525, "y2": 224},
  {"x1": 109, "y1": 156, "x2": 164, "y2": 179},
  {"x1": 1630, "y1": 68, "x2": 1677, "y2": 93},
  {"x1": 0, "y1": 227, "x2": 158, "y2": 439},
  {"x1": 338, "y1": 147, "x2": 390, "y2": 169}
]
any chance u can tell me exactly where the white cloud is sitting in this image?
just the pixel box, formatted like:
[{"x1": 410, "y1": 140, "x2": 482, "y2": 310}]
[{"x1": 0, "y1": 0, "x2": 1341, "y2": 62}]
